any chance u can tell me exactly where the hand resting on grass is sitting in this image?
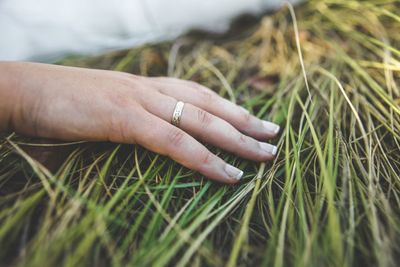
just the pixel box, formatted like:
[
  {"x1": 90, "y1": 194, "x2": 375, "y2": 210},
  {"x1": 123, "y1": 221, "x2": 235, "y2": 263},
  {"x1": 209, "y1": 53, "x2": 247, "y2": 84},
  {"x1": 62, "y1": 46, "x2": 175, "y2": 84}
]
[{"x1": 0, "y1": 61, "x2": 280, "y2": 184}]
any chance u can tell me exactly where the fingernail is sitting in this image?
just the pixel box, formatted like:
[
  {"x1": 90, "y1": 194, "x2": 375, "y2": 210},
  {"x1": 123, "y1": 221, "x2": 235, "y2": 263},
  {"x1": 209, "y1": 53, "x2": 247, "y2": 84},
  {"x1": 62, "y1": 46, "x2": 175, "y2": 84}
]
[
  {"x1": 224, "y1": 164, "x2": 244, "y2": 180},
  {"x1": 239, "y1": 106, "x2": 250, "y2": 114},
  {"x1": 262, "y1": 121, "x2": 280, "y2": 135},
  {"x1": 259, "y1": 142, "x2": 278, "y2": 156}
]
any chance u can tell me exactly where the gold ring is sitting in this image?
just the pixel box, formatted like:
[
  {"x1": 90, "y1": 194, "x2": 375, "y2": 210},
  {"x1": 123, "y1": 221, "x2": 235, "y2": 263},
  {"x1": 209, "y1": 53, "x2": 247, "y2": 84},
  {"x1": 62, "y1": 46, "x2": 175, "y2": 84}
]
[{"x1": 171, "y1": 101, "x2": 185, "y2": 127}]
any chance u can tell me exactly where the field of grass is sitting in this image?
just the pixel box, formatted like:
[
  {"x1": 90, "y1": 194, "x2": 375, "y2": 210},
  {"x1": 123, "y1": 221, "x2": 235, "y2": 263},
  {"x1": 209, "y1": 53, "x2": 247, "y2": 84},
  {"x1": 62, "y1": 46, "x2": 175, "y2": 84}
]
[{"x1": 1, "y1": 0, "x2": 399, "y2": 266}]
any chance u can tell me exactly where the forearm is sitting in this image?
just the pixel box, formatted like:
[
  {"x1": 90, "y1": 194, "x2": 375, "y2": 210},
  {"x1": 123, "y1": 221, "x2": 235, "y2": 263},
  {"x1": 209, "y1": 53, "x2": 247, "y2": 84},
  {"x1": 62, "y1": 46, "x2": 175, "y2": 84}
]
[{"x1": 0, "y1": 61, "x2": 23, "y2": 133}]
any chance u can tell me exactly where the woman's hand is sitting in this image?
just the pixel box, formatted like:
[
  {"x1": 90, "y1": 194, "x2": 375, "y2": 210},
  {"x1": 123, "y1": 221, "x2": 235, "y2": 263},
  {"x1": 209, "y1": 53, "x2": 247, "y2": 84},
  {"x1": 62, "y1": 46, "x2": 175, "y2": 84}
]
[{"x1": 1, "y1": 62, "x2": 280, "y2": 184}]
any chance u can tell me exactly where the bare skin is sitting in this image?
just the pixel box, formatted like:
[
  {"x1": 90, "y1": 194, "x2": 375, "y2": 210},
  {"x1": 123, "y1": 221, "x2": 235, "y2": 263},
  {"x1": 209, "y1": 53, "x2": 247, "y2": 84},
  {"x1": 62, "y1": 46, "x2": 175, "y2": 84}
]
[{"x1": 0, "y1": 61, "x2": 280, "y2": 184}]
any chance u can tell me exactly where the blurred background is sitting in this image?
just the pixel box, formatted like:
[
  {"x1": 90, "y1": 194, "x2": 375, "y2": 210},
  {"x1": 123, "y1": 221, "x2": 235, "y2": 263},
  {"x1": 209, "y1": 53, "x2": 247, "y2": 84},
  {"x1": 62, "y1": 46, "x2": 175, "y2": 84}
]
[{"x1": 0, "y1": 0, "x2": 300, "y2": 61}]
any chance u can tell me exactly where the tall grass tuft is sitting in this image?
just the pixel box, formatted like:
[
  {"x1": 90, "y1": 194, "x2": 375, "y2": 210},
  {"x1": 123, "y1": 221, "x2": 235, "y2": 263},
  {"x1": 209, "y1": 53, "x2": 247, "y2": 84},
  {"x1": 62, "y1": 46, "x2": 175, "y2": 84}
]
[{"x1": 1, "y1": 1, "x2": 399, "y2": 266}]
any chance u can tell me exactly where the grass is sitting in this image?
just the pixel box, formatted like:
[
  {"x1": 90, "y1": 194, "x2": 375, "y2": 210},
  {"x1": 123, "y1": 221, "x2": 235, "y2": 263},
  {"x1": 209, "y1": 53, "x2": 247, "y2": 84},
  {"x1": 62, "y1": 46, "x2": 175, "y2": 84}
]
[{"x1": 1, "y1": 0, "x2": 400, "y2": 266}]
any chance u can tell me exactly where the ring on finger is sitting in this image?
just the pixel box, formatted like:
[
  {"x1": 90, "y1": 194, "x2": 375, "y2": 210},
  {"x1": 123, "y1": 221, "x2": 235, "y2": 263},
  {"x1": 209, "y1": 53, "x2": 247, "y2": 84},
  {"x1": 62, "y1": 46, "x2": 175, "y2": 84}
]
[{"x1": 171, "y1": 101, "x2": 185, "y2": 127}]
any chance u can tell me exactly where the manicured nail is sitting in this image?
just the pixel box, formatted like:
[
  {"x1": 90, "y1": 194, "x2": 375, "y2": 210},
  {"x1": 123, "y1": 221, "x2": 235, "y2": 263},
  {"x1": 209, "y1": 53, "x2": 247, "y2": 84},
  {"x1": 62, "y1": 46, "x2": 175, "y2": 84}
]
[
  {"x1": 224, "y1": 164, "x2": 244, "y2": 180},
  {"x1": 262, "y1": 121, "x2": 280, "y2": 135},
  {"x1": 259, "y1": 142, "x2": 278, "y2": 156},
  {"x1": 239, "y1": 106, "x2": 250, "y2": 114}
]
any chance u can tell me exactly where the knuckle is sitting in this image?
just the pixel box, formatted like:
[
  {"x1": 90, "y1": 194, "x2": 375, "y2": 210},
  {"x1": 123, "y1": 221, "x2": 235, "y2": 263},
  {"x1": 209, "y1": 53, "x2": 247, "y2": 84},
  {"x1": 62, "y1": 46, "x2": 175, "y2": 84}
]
[
  {"x1": 240, "y1": 111, "x2": 252, "y2": 127},
  {"x1": 199, "y1": 89, "x2": 215, "y2": 102},
  {"x1": 196, "y1": 108, "x2": 213, "y2": 127},
  {"x1": 114, "y1": 74, "x2": 148, "y2": 96},
  {"x1": 167, "y1": 128, "x2": 186, "y2": 147},
  {"x1": 238, "y1": 133, "x2": 248, "y2": 144},
  {"x1": 114, "y1": 74, "x2": 137, "y2": 88},
  {"x1": 188, "y1": 81, "x2": 216, "y2": 101},
  {"x1": 200, "y1": 151, "x2": 214, "y2": 166}
]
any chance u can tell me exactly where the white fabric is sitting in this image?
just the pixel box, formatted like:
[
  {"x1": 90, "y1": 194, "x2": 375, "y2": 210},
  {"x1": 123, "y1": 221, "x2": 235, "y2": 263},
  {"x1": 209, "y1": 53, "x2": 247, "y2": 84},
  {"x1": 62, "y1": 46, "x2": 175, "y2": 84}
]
[{"x1": 0, "y1": 0, "x2": 299, "y2": 61}]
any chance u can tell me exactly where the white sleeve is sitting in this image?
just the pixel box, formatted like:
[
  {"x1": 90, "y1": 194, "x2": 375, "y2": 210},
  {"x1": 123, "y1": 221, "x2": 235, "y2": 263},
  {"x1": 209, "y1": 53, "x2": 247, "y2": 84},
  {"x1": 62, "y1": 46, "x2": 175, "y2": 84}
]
[{"x1": 0, "y1": 0, "x2": 300, "y2": 62}]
